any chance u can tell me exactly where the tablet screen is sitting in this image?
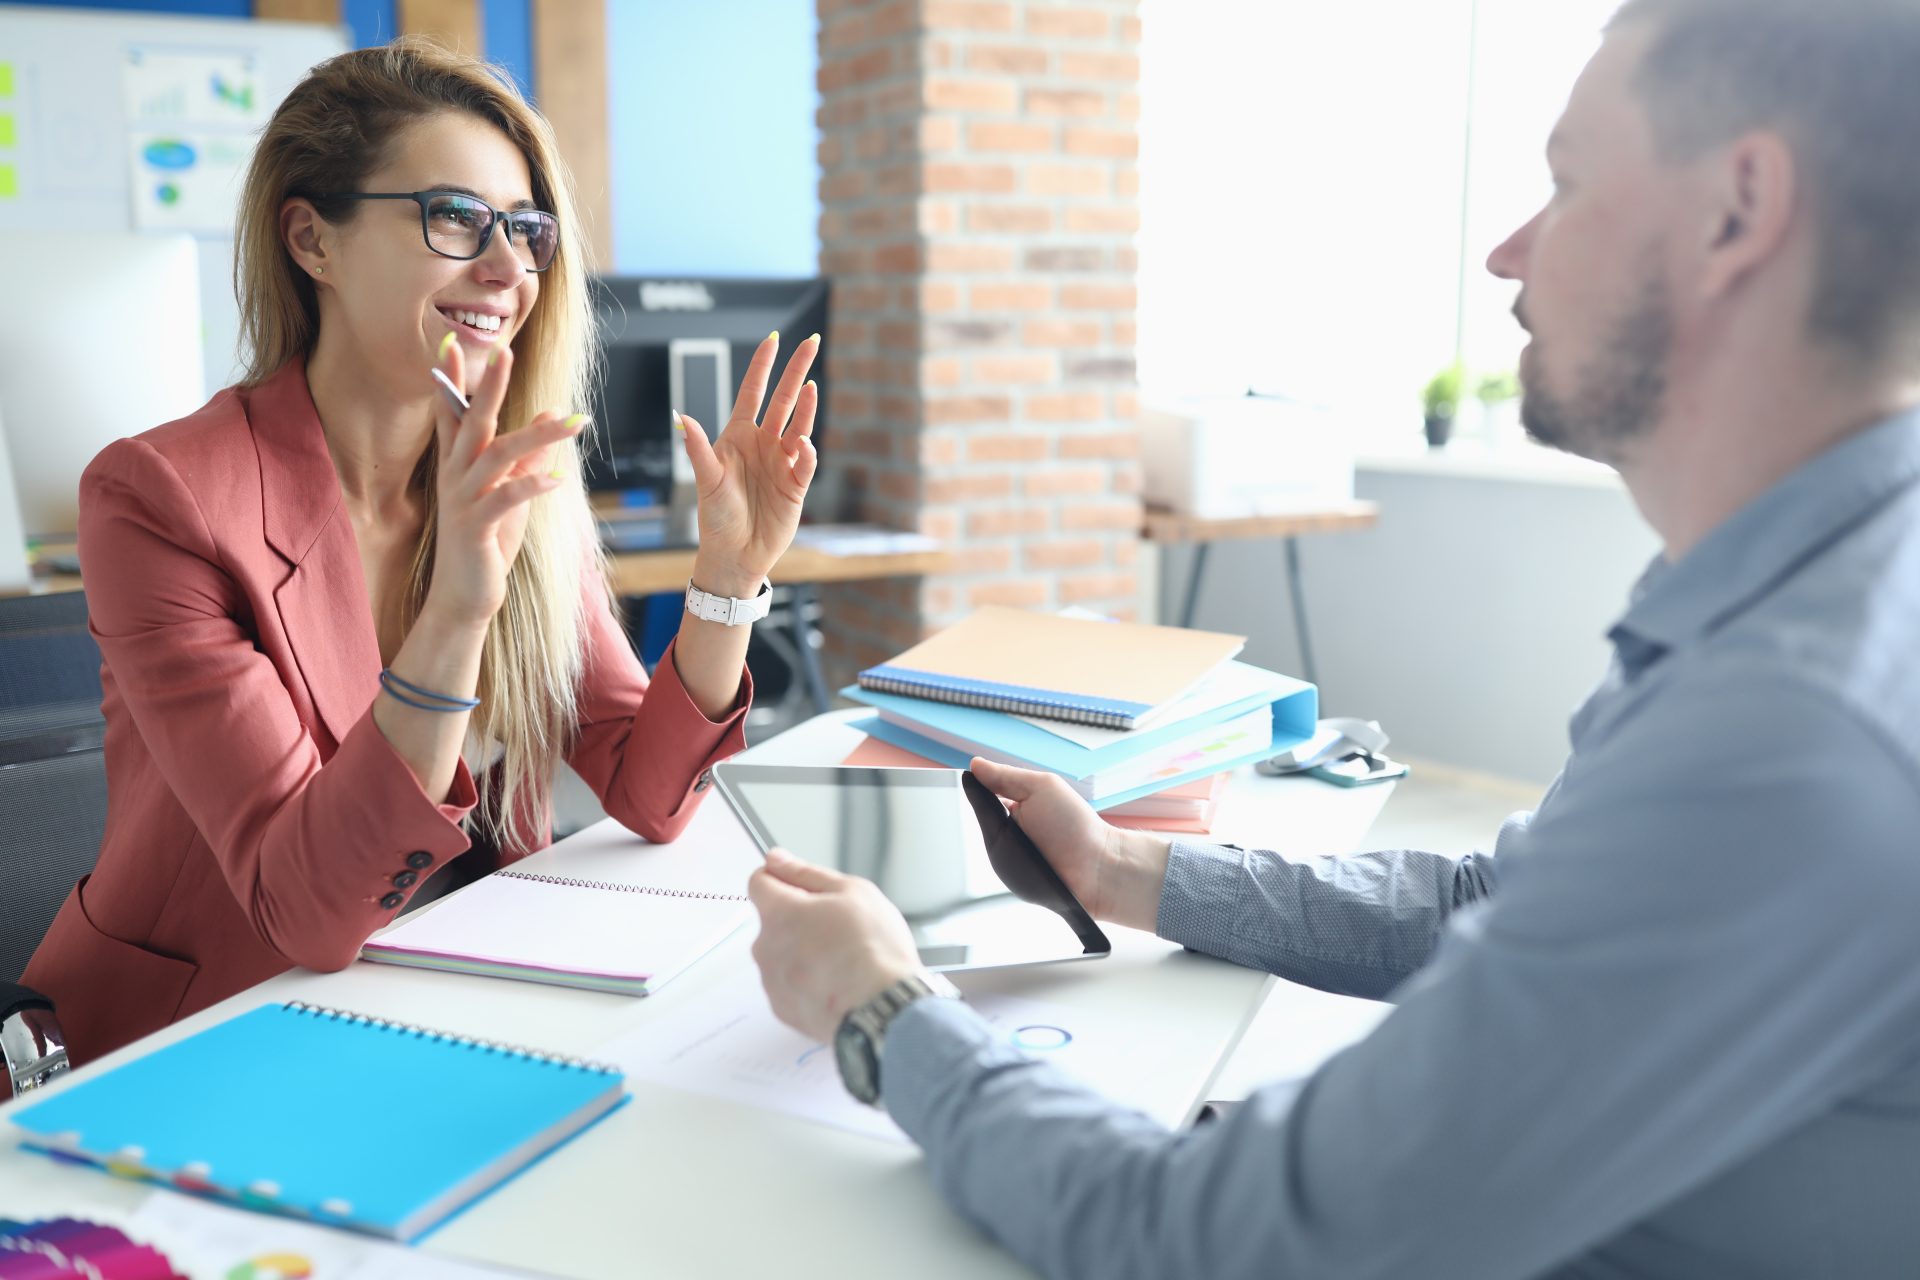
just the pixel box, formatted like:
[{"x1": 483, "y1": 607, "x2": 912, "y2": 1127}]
[{"x1": 712, "y1": 764, "x2": 1109, "y2": 972}]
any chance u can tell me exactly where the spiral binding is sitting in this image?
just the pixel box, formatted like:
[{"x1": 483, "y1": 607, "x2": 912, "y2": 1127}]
[
  {"x1": 857, "y1": 672, "x2": 1136, "y2": 729},
  {"x1": 281, "y1": 1002, "x2": 619, "y2": 1075},
  {"x1": 499, "y1": 869, "x2": 749, "y2": 903}
]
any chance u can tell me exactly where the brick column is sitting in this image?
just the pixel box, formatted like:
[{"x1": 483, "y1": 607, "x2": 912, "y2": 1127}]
[{"x1": 816, "y1": 0, "x2": 1141, "y2": 688}]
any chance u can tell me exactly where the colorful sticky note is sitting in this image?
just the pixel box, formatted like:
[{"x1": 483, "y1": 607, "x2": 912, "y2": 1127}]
[
  {"x1": 0, "y1": 64, "x2": 13, "y2": 99},
  {"x1": 0, "y1": 115, "x2": 15, "y2": 148},
  {"x1": 0, "y1": 165, "x2": 16, "y2": 199}
]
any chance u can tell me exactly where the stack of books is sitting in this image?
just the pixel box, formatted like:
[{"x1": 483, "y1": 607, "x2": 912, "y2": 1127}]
[{"x1": 841, "y1": 607, "x2": 1318, "y2": 832}]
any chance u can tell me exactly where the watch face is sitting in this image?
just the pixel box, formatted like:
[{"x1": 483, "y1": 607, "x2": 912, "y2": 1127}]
[{"x1": 834, "y1": 1017, "x2": 881, "y2": 1105}]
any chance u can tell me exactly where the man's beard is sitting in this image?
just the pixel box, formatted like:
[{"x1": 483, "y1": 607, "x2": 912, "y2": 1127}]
[{"x1": 1519, "y1": 263, "x2": 1673, "y2": 465}]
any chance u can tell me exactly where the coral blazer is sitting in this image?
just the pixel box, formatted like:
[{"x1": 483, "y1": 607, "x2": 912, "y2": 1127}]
[{"x1": 22, "y1": 359, "x2": 750, "y2": 1066}]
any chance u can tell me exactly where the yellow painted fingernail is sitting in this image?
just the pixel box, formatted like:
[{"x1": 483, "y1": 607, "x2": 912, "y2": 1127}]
[
  {"x1": 563, "y1": 413, "x2": 590, "y2": 432},
  {"x1": 808, "y1": 332, "x2": 821, "y2": 344},
  {"x1": 486, "y1": 346, "x2": 503, "y2": 367},
  {"x1": 806, "y1": 379, "x2": 817, "y2": 392},
  {"x1": 671, "y1": 412, "x2": 684, "y2": 432},
  {"x1": 549, "y1": 469, "x2": 564, "y2": 480},
  {"x1": 767, "y1": 330, "x2": 779, "y2": 344},
  {"x1": 437, "y1": 332, "x2": 456, "y2": 359}
]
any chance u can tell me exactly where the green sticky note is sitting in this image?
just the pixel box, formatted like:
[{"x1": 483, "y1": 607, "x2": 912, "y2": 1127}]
[
  {"x1": 0, "y1": 165, "x2": 16, "y2": 199},
  {"x1": 0, "y1": 64, "x2": 13, "y2": 100},
  {"x1": 0, "y1": 116, "x2": 15, "y2": 149}
]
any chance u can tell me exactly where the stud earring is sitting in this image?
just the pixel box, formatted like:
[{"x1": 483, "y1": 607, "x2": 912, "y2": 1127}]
[{"x1": 313, "y1": 266, "x2": 324, "y2": 276}]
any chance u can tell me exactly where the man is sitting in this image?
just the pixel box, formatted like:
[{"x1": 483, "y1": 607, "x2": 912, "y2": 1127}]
[{"x1": 749, "y1": 1, "x2": 1920, "y2": 1275}]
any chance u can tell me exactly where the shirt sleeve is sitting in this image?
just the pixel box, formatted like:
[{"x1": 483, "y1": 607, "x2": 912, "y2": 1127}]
[
  {"x1": 1156, "y1": 834, "x2": 1507, "y2": 999},
  {"x1": 883, "y1": 664, "x2": 1920, "y2": 1280}
]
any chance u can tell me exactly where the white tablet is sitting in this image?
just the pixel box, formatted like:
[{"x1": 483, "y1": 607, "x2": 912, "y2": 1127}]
[{"x1": 711, "y1": 764, "x2": 1111, "y2": 972}]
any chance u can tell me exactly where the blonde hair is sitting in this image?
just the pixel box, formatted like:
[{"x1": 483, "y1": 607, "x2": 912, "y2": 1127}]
[{"x1": 235, "y1": 36, "x2": 603, "y2": 851}]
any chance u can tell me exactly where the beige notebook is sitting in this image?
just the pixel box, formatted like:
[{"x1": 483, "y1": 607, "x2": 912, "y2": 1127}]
[{"x1": 856, "y1": 607, "x2": 1245, "y2": 730}]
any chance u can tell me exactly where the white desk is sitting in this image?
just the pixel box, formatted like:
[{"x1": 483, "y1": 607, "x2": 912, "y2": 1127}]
[{"x1": 0, "y1": 709, "x2": 1395, "y2": 1279}]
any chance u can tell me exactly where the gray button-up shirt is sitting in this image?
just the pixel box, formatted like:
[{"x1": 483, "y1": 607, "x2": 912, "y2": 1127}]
[{"x1": 885, "y1": 409, "x2": 1920, "y2": 1279}]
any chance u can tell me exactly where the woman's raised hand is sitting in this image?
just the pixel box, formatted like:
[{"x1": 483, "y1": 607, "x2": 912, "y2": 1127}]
[
  {"x1": 422, "y1": 338, "x2": 585, "y2": 629},
  {"x1": 677, "y1": 332, "x2": 821, "y2": 597}
]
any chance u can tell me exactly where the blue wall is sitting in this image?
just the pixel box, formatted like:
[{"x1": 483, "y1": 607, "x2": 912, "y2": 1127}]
[{"x1": 606, "y1": 0, "x2": 819, "y2": 276}]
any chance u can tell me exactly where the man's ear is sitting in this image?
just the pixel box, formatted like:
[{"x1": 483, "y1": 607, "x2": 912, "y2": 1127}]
[
  {"x1": 281, "y1": 196, "x2": 329, "y2": 279},
  {"x1": 1699, "y1": 131, "x2": 1797, "y2": 300}
]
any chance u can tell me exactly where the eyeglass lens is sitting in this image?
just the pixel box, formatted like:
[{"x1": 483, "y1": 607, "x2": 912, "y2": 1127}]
[{"x1": 425, "y1": 194, "x2": 558, "y2": 270}]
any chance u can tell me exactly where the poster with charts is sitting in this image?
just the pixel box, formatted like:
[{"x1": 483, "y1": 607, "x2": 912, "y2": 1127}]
[{"x1": 122, "y1": 48, "x2": 265, "y2": 233}]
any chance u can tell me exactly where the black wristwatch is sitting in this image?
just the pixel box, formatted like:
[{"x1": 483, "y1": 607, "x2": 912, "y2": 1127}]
[{"x1": 834, "y1": 971, "x2": 962, "y2": 1106}]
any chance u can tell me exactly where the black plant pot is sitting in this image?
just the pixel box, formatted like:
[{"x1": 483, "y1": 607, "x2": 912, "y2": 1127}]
[{"x1": 1423, "y1": 412, "x2": 1454, "y2": 448}]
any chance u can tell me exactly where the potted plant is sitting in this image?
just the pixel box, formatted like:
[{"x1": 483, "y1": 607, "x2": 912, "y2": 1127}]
[
  {"x1": 1474, "y1": 368, "x2": 1521, "y2": 440},
  {"x1": 1421, "y1": 362, "x2": 1465, "y2": 448}
]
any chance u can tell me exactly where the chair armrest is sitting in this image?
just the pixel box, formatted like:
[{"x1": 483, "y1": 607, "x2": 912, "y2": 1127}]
[{"x1": 0, "y1": 981, "x2": 70, "y2": 1098}]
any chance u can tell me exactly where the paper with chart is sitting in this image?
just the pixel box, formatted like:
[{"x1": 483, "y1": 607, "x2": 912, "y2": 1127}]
[{"x1": 603, "y1": 972, "x2": 1122, "y2": 1143}]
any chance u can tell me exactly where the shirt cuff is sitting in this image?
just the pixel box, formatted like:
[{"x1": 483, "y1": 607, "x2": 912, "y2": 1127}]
[
  {"x1": 882, "y1": 996, "x2": 1011, "y2": 1141},
  {"x1": 1156, "y1": 838, "x2": 1247, "y2": 955}
]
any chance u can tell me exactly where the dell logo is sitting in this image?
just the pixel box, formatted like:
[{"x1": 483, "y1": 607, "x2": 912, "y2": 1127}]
[{"x1": 639, "y1": 282, "x2": 717, "y2": 312}]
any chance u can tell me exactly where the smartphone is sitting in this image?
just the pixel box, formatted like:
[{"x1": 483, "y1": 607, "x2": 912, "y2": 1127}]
[
  {"x1": 1305, "y1": 751, "x2": 1409, "y2": 787},
  {"x1": 430, "y1": 365, "x2": 469, "y2": 413}
]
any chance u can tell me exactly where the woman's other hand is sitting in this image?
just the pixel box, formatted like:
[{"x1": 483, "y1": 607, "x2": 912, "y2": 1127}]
[
  {"x1": 422, "y1": 338, "x2": 584, "y2": 629},
  {"x1": 678, "y1": 331, "x2": 822, "y2": 598}
]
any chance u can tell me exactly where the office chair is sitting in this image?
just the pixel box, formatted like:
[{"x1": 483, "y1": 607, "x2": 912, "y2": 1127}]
[{"x1": 0, "y1": 590, "x2": 107, "y2": 1097}]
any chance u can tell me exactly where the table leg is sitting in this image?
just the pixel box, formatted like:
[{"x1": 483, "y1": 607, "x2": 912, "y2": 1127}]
[
  {"x1": 1285, "y1": 535, "x2": 1319, "y2": 689},
  {"x1": 1179, "y1": 542, "x2": 1211, "y2": 630},
  {"x1": 788, "y1": 582, "x2": 832, "y2": 714}
]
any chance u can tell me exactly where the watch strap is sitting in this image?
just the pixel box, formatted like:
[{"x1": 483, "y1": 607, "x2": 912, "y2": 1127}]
[{"x1": 683, "y1": 577, "x2": 773, "y2": 626}]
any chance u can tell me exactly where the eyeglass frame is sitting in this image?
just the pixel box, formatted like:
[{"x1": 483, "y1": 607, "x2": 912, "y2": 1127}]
[{"x1": 310, "y1": 189, "x2": 561, "y2": 273}]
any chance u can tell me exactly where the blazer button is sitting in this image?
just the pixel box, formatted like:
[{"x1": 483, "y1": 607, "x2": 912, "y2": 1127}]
[
  {"x1": 379, "y1": 891, "x2": 406, "y2": 910},
  {"x1": 694, "y1": 770, "x2": 712, "y2": 793},
  {"x1": 405, "y1": 851, "x2": 434, "y2": 870},
  {"x1": 392, "y1": 870, "x2": 418, "y2": 889}
]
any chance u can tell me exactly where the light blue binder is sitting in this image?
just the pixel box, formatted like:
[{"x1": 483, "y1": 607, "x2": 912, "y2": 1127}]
[
  {"x1": 842, "y1": 662, "x2": 1318, "y2": 781},
  {"x1": 8, "y1": 1002, "x2": 626, "y2": 1241}
]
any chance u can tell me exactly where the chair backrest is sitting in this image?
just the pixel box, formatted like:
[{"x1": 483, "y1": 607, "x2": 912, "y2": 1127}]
[{"x1": 0, "y1": 591, "x2": 106, "y2": 984}]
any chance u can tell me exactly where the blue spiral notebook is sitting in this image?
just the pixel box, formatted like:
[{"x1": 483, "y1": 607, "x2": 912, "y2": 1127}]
[{"x1": 6, "y1": 1001, "x2": 626, "y2": 1242}]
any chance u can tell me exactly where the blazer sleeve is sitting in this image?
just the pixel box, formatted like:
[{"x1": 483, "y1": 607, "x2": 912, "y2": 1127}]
[
  {"x1": 78, "y1": 439, "x2": 478, "y2": 972},
  {"x1": 564, "y1": 572, "x2": 752, "y2": 843}
]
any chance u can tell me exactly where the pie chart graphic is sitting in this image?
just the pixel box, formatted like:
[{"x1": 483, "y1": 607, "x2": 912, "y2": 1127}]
[{"x1": 225, "y1": 1253, "x2": 315, "y2": 1280}]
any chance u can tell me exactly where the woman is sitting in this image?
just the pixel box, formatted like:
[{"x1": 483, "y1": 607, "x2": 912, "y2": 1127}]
[{"x1": 21, "y1": 39, "x2": 820, "y2": 1065}]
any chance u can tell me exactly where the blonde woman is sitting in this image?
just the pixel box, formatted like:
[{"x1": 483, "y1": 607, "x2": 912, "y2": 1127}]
[{"x1": 22, "y1": 39, "x2": 819, "y2": 1066}]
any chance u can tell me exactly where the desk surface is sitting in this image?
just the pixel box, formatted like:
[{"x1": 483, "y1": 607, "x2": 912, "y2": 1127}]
[
  {"x1": 0, "y1": 710, "x2": 1393, "y2": 1279},
  {"x1": 1141, "y1": 501, "x2": 1381, "y2": 545}
]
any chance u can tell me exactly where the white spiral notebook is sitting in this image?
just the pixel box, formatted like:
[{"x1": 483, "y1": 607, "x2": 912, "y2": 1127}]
[{"x1": 360, "y1": 802, "x2": 759, "y2": 996}]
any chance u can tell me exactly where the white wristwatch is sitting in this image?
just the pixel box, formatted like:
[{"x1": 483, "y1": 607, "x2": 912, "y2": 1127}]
[{"x1": 683, "y1": 577, "x2": 773, "y2": 626}]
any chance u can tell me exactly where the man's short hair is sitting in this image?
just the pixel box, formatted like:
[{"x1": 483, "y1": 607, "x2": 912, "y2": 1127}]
[{"x1": 1610, "y1": 0, "x2": 1920, "y2": 370}]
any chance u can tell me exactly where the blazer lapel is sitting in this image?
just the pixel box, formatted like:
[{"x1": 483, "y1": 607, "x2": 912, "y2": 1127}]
[{"x1": 246, "y1": 360, "x2": 383, "y2": 750}]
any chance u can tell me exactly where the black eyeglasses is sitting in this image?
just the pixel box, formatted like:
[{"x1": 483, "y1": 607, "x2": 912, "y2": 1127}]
[{"x1": 318, "y1": 190, "x2": 560, "y2": 272}]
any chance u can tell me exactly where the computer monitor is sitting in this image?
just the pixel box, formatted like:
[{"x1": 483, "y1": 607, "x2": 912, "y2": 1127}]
[
  {"x1": 586, "y1": 277, "x2": 830, "y2": 501},
  {"x1": 0, "y1": 232, "x2": 207, "y2": 537}
]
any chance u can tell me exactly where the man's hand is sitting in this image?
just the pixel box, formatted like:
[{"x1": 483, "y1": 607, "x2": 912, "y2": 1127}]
[
  {"x1": 748, "y1": 848, "x2": 924, "y2": 1043},
  {"x1": 967, "y1": 758, "x2": 1174, "y2": 933}
]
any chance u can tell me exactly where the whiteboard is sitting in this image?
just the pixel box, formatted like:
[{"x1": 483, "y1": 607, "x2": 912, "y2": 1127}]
[{"x1": 0, "y1": 6, "x2": 349, "y2": 394}]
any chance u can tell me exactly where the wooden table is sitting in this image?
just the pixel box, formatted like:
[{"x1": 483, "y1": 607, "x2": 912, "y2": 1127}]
[{"x1": 1141, "y1": 501, "x2": 1381, "y2": 687}]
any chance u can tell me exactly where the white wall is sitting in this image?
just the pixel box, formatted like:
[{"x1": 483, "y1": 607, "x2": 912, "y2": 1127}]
[{"x1": 1157, "y1": 464, "x2": 1661, "y2": 785}]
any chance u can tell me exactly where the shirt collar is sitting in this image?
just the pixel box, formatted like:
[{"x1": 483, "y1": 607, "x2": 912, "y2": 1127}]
[{"x1": 1609, "y1": 407, "x2": 1920, "y2": 673}]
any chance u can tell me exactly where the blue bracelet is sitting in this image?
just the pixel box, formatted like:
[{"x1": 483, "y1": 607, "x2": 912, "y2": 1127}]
[{"x1": 379, "y1": 669, "x2": 480, "y2": 712}]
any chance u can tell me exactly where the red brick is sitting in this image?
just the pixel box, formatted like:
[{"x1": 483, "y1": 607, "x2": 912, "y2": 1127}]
[
  {"x1": 821, "y1": 170, "x2": 870, "y2": 202},
  {"x1": 1024, "y1": 466, "x2": 1107, "y2": 496},
  {"x1": 974, "y1": 354, "x2": 1058, "y2": 385},
  {"x1": 1063, "y1": 353, "x2": 1137, "y2": 382},
  {"x1": 1022, "y1": 319, "x2": 1103, "y2": 347},
  {"x1": 967, "y1": 120, "x2": 1054, "y2": 153},
  {"x1": 919, "y1": 201, "x2": 959, "y2": 235},
  {"x1": 1059, "y1": 572, "x2": 1138, "y2": 604},
  {"x1": 925, "y1": 163, "x2": 1019, "y2": 194},
  {"x1": 921, "y1": 356, "x2": 964, "y2": 388},
  {"x1": 969, "y1": 281, "x2": 1053, "y2": 311},
  {"x1": 923, "y1": 1, "x2": 1015, "y2": 32},
  {"x1": 927, "y1": 242, "x2": 1017, "y2": 272},
  {"x1": 1116, "y1": 92, "x2": 1140, "y2": 122},
  {"x1": 925, "y1": 394, "x2": 1014, "y2": 424},
  {"x1": 969, "y1": 579, "x2": 1051, "y2": 609},
  {"x1": 925, "y1": 77, "x2": 1019, "y2": 113},
  {"x1": 966, "y1": 203, "x2": 1054, "y2": 234},
  {"x1": 968, "y1": 506, "x2": 1052, "y2": 537},
  {"x1": 1061, "y1": 282, "x2": 1137, "y2": 311},
  {"x1": 1026, "y1": 88, "x2": 1109, "y2": 118},
  {"x1": 1059, "y1": 431, "x2": 1141, "y2": 459},
  {"x1": 876, "y1": 469, "x2": 923, "y2": 502},
  {"x1": 1064, "y1": 206, "x2": 1140, "y2": 234},
  {"x1": 926, "y1": 318, "x2": 1017, "y2": 349},
  {"x1": 1027, "y1": 5, "x2": 1111, "y2": 38},
  {"x1": 1113, "y1": 534, "x2": 1140, "y2": 562},
  {"x1": 877, "y1": 320, "x2": 919, "y2": 350},
  {"x1": 1028, "y1": 165, "x2": 1110, "y2": 197},
  {"x1": 1120, "y1": 14, "x2": 1141, "y2": 43},
  {"x1": 967, "y1": 433, "x2": 1052, "y2": 463},
  {"x1": 1115, "y1": 390, "x2": 1139, "y2": 419},
  {"x1": 1116, "y1": 168, "x2": 1139, "y2": 197},
  {"x1": 1028, "y1": 392, "x2": 1106, "y2": 422},
  {"x1": 1063, "y1": 127, "x2": 1137, "y2": 158},
  {"x1": 918, "y1": 509, "x2": 961, "y2": 540},
  {"x1": 873, "y1": 242, "x2": 923, "y2": 273},
  {"x1": 1024, "y1": 538, "x2": 1106, "y2": 570},
  {"x1": 949, "y1": 545, "x2": 1017, "y2": 576},
  {"x1": 920, "y1": 116, "x2": 961, "y2": 152},
  {"x1": 1025, "y1": 245, "x2": 1106, "y2": 272},
  {"x1": 1060, "y1": 499, "x2": 1143, "y2": 531},
  {"x1": 1060, "y1": 52, "x2": 1140, "y2": 82},
  {"x1": 920, "y1": 281, "x2": 961, "y2": 312},
  {"x1": 968, "y1": 44, "x2": 1049, "y2": 75},
  {"x1": 925, "y1": 472, "x2": 1016, "y2": 502}
]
